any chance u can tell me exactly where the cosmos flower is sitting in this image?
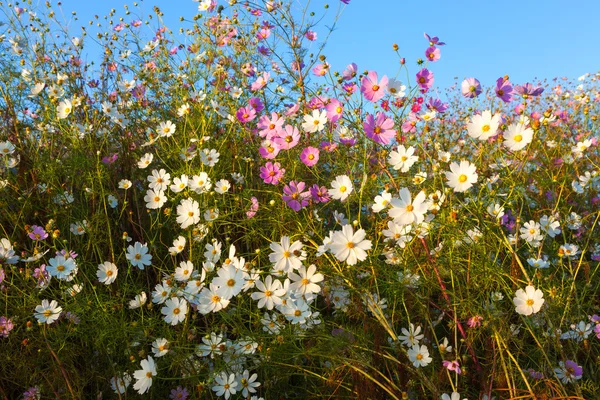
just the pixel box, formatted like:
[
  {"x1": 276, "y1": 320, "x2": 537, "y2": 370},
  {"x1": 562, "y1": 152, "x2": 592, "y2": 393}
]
[{"x1": 361, "y1": 70, "x2": 387, "y2": 102}]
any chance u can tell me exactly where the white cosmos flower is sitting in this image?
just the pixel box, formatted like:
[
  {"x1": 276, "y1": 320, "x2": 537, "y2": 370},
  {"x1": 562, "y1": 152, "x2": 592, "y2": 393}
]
[
  {"x1": 161, "y1": 297, "x2": 188, "y2": 325},
  {"x1": 328, "y1": 224, "x2": 372, "y2": 266},
  {"x1": 388, "y1": 188, "x2": 428, "y2": 226},
  {"x1": 97, "y1": 261, "x2": 118, "y2": 284},
  {"x1": 328, "y1": 175, "x2": 353, "y2": 202},
  {"x1": 504, "y1": 122, "x2": 534, "y2": 151},
  {"x1": 133, "y1": 356, "x2": 156, "y2": 394},
  {"x1": 444, "y1": 160, "x2": 478, "y2": 193},
  {"x1": 176, "y1": 198, "x2": 200, "y2": 229},
  {"x1": 513, "y1": 285, "x2": 544, "y2": 316}
]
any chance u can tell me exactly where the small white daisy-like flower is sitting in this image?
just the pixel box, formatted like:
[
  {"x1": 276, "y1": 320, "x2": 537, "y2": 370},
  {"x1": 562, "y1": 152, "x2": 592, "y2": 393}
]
[
  {"x1": 513, "y1": 285, "x2": 544, "y2": 316},
  {"x1": 176, "y1": 198, "x2": 200, "y2": 229},
  {"x1": 144, "y1": 189, "x2": 167, "y2": 209},
  {"x1": 169, "y1": 236, "x2": 186, "y2": 255},
  {"x1": 34, "y1": 299, "x2": 63, "y2": 324},
  {"x1": 118, "y1": 179, "x2": 132, "y2": 189},
  {"x1": 214, "y1": 179, "x2": 231, "y2": 194},
  {"x1": 97, "y1": 261, "x2": 118, "y2": 284},
  {"x1": 444, "y1": 160, "x2": 478, "y2": 193},
  {"x1": 174, "y1": 260, "x2": 194, "y2": 282},
  {"x1": 151, "y1": 337, "x2": 169, "y2": 357},
  {"x1": 126, "y1": 242, "x2": 152, "y2": 270},
  {"x1": 137, "y1": 153, "x2": 154, "y2": 169},
  {"x1": 161, "y1": 297, "x2": 188, "y2": 325},
  {"x1": 407, "y1": 344, "x2": 432, "y2": 367},
  {"x1": 128, "y1": 292, "x2": 147, "y2": 309},
  {"x1": 133, "y1": 356, "x2": 156, "y2": 394},
  {"x1": 328, "y1": 175, "x2": 353, "y2": 202}
]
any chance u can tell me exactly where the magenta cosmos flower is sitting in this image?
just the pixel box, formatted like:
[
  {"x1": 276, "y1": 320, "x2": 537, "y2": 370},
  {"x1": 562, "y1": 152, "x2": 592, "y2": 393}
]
[
  {"x1": 461, "y1": 78, "x2": 481, "y2": 98},
  {"x1": 360, "y1": 71, "x2": 388, "y2": 102},
  {"x1": 300, "y1": 146, "x2": 320, "y2": 167},
  {"x1": 260, "y1": 161, "x2": 285, "y2": 185},
  {"x1": 249, "y1": 97, "x2": 264, "y2": 113},
  {"x1": 495, "y1": 77, "x2": 514, "y2": 103},
  {"x1": 236, "y1": 106, "x2": 256, "y2": 123},
  {"x1": 364, "y1": 112, "x2": 396, "y2": 145},
  {"x1": 282, "y1": 181, "x2": 310, "y2": 211},
  {"x1": 425, "y1": 46, "x2": 440, "y2": 62},
  {"x1": 415, "y1": 68, "x2": 434, "y2": 92},
  {"x1": 310, "y1": 184, "x2": 330, "y2": 203}
]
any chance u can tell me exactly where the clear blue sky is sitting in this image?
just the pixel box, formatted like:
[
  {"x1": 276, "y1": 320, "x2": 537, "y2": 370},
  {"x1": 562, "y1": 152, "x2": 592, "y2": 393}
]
[{"x1": 55, "y1": 0, "x2": 600, "y2": 94}]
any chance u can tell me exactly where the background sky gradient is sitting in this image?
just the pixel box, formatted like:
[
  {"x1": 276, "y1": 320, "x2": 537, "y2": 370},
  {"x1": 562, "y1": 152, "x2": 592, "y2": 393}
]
[{"x1": 56, "y1": 0, "x2": 600, "y2": 97}]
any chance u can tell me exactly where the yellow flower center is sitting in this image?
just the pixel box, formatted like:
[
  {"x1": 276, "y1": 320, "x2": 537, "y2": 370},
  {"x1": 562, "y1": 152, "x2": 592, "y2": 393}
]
[
  {"x1": 514, "y1": 135, "x2": 523, "y2": 142},
  {"x1": 57, "y1": 265, "x2": 65, "y2": 272},
  {"x1": 482, "y1": 124, "x2": 490, "y2": 132},
  {"x1": 405, "y1": 204, "x2": 414, "y2": 212},
  {"x1": 227, "y1": 279, "x2": 236, "y2": 287},
  {"x1": 346, "y1": 242, "x2": 355, "y2": 249},
  {"x1": 339, "y1": 186, "x2": 347, "y2": 193},
  {"x1": 458, "y1": 174, "x2": 468, "y2": 183},
  {"x1": 173, "y1": 307, "x2": 180, "y2": 315},
  {"x1": 526, "y1": 299, "x2": 534, "y2": 306},
  {"x1": 372, "y1": 85, "x2": 380, "y2": 91}
]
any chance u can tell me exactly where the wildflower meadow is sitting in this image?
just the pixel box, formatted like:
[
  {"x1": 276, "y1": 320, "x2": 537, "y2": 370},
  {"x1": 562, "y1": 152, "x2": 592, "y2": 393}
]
[{"x1": 1, "y1": 0, "x2": 599, "y2": 398}]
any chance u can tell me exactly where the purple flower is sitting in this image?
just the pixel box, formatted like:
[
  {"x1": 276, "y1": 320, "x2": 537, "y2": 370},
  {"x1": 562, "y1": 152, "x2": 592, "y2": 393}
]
[
  {"x1": 0, "y1": 316, "x2": 14, "y2": 338},
  {"x1": 249, "y1": 97, "x2": 264, "y2": 113},
  {"x1": 514, "y1": 82, "x2": 544, "y2": 98},
  {"x1": 23, "y1": 387, "x2": 41, "y2": 400},
  {"x1": 170, "y1": 386, "x2": 189, "y2": 400},
  {"x1": 282, "y1": 181, "x2": 310, "y2": 212},
  {"x1": 500, "y1": 209, "x2": 516, "y2": 232},
  {"x1": 28, "y1": 226, "x2": 48, "y2": 241},
  {"x1": 424, "y1": 32, "x2": 445, "y2": 47},
  {"x1": 426, "y1": 98, "x2": 448, "y2": 113},
  {"x1": 320, "y1": 141, "x2": 338, "y2": 152},
  {"x1": 247, "y1": 197, "x2": 259, "y2": 219},
  {"x1": 495, "y1": 77, "x2": 514, "y2": 103},
  {"x1": 594, "y1": 324, "x2": 600, "y2": 339},
  {"x1": 310, "y1": 184, "x2": 330, "y2": 203},
  {"x1": 415, "y1": 68, "x2": 434, "y2": 92},
  {"x1": 0, "y1": 268, "x2": 4, "y2": 284},
  {"x1": 300, "y1": 147, "x2": 320, "y2": 167},
  {"x1": 102, "y1": 153, "x2": 119, "y2": 164},
  {"x1": 461, "y1": 78, "x2": 481, "y2": 98}
]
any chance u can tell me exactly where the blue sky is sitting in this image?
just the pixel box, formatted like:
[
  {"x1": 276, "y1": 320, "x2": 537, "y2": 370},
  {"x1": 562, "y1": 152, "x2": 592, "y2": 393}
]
[{"x1": 55, "y1": 0, "x2": 600, "y2": 95}]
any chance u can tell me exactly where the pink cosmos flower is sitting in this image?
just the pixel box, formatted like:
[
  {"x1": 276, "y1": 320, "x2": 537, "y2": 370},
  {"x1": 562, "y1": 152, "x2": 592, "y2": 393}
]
[
  {"x1": 285, "y1": 103, "x2": 300, "y2": 117},
  {"x1": 467, "y1": 315, "x2": 483, "y2": 328},
  {"x1": 260, "y1": 161, "x2": 285, "y2": 185},
  {"x1": 342, "y1": 82, "x2": 357, "y2": 95},
  {"x1": 236, "y1": 106, "x2": 256, "y2": 123},
  {"x1": 425, "y1": 46, "x2": 440, "y2": 62},
  {"x1": 259, "y1": 140, "x2": 280, "y2": 159},
  {"x1": 461, "y1": 78, "x2": 481, "y2": 98},
  {"x1": 247, "y1": 197, "x2": 259, "y2": 219},
  {"x1": 305, "y1": 30, "x2": 317, "y2": 41},
  {"x1": 0, "y1": 316, "x2": 14, "y2": 338},
  {"x1": 442, "y1": 360, "x2": 461, "y2": 374},
  {"x1": 361, "y1": 71, "x2": 388, "y2": 102},
  {"x1": 312, "y1": 63, "x2": 329, "y2": 77},
  {"x1": 325, "y1": 99, "x2": 343, "y2": 123},
  {"x1": 364, "y1": 112, "x2": 396, "y2": 145},
  {"x1": 257, "y1": 112, "x2": 284, "y2": 138},
  {"x1": 300, "y1": 147, "x2": 320, "y2": 167},
  {"x1": 256, "y1": 28, "x2": 271, "y2": 40},
  {"x1": 250, "y1": 72, "x2": 270, "y2": 91},
  {"x1": 282, "y1": 181, "x2": 310, "y2": 212},
  {"x1": 342, "y1": 63, "x2": 358, "y2": 80},
  {"x1": 273, "y1": 125, "x2": 300, "y2": 150},
  {"x1": 416, "y1": 68, "x2": 434, "y2": 92},
  {"x1": 320, "y1": 141, "x2": 338, "y2": 152}
]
